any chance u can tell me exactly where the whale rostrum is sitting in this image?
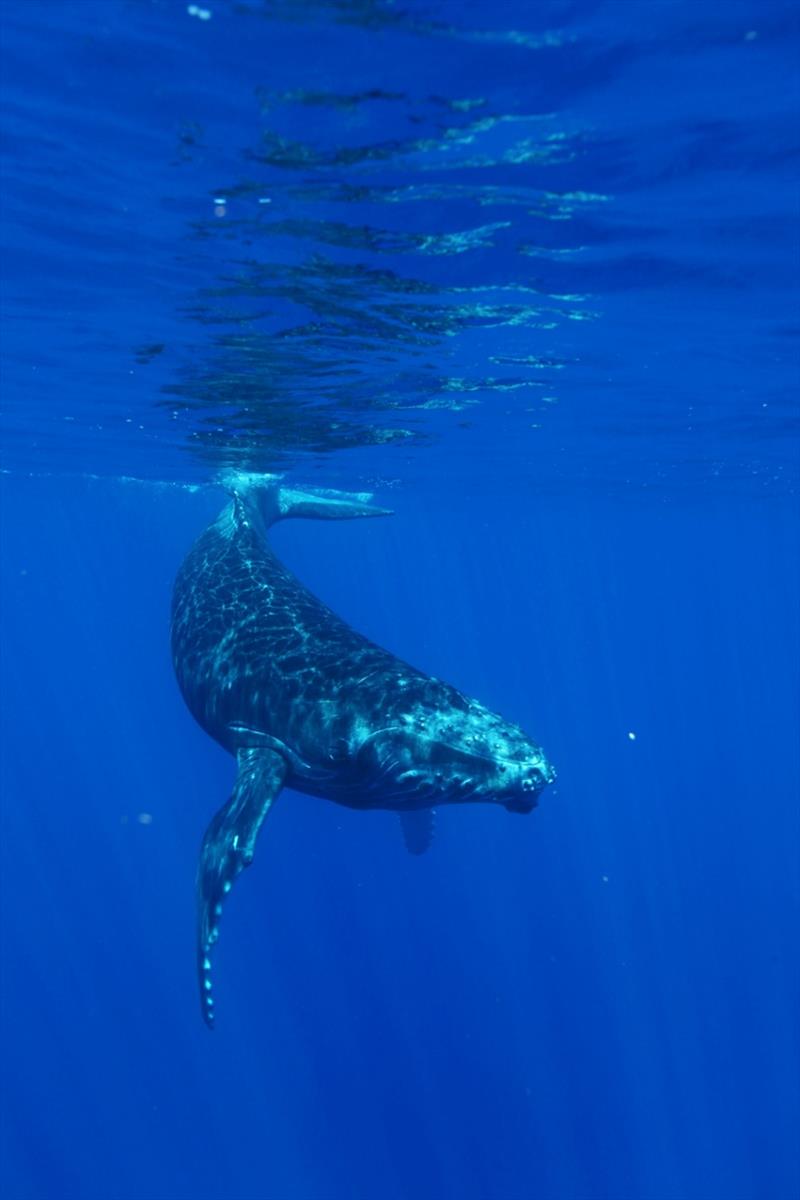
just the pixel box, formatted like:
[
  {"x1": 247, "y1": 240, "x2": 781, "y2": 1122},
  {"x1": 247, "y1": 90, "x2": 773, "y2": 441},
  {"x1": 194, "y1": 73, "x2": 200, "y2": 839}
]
[{"x1": 171, "y1": 478, "x2": 555, "y2": 1025}]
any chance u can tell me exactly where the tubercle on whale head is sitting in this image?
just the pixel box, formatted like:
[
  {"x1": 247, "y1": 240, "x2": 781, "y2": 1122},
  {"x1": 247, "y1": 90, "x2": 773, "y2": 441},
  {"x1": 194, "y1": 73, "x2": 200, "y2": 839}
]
[
  {"x1": 502, "y1": 759, "x2": 556, "y2": 813},
  {"x1": 357, "y1": 701, "x2": 555, "y2": 812}
]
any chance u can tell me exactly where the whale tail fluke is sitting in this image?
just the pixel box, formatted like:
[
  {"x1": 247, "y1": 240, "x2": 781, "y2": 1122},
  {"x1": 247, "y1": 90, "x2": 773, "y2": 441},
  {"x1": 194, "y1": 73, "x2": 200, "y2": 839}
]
[
  {"x1": 222, "y1": 473, "x2": 392, "y2": 527},
  {"x1": 398, "y1": 808, "x2": 436, "y2": 855},
  {"x1": 277, "y1": 486, "x2": 393, "y2": 523}
]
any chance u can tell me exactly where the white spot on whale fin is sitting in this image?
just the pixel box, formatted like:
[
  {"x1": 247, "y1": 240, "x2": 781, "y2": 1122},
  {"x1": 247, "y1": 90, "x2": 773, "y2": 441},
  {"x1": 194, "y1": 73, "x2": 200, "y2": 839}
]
[
  {"x1": 197, "y1": 746, "x2": 287, "y2": 1028},
  {"x1": 398, "y1": 809, "x2": 436, "y2": 856}
]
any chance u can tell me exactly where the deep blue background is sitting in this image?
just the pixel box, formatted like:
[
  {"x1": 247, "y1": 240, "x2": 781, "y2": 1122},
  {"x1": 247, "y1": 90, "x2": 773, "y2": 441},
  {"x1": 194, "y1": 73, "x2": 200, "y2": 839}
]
[{"x1": 1, "y1": 2, "x2": 799, "y2": 1198}]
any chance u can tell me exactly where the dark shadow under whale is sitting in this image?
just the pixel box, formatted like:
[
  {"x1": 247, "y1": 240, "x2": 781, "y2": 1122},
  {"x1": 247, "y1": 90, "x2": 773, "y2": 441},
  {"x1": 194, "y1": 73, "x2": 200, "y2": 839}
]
[{"x1": 171, "y1": 478, "x2": 555, "y2": 1025}]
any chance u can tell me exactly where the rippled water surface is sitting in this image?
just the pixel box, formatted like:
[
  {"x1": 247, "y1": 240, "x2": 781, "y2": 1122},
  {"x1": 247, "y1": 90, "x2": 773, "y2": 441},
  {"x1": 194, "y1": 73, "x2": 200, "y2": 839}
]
[{"x1": 2, "y1": 0, "x2": 797, "y2": 493}]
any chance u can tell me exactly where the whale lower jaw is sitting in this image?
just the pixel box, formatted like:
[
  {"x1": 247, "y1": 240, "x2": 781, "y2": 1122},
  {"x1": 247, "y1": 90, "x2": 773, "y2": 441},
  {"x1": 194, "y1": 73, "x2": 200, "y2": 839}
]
[{"x1": 292, "y1": 771, "x2": 505, "y2": 812}]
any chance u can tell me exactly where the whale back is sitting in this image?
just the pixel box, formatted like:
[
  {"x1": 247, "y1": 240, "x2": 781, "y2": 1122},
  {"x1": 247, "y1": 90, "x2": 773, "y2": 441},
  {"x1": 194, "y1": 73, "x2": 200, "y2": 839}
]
[{"x1": 171, "y1": 479, "x2": 396, "y2": 756}]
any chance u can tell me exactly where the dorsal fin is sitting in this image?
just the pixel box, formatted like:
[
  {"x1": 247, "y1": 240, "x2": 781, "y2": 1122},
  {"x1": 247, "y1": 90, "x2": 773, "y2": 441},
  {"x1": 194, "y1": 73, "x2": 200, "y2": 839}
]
[
  {"x1": 222, "y1": 473, "x2": 392, "y2": 529},
  {"x1": 398, "y1": 809, "x2": 436, "y2": 855}
]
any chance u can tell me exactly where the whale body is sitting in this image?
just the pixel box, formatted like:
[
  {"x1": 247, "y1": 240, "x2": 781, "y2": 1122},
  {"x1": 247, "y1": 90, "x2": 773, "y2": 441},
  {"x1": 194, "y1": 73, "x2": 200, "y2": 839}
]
[{"x1": 171, "y1": 479, "x2": 555, "y2": 1025}]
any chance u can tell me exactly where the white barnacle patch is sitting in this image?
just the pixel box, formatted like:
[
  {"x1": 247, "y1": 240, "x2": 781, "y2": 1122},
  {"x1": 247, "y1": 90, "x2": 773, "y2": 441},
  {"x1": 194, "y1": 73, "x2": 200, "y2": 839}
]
[{"x1": 353, "y1": 717, "x2": 372, "y2": 748}]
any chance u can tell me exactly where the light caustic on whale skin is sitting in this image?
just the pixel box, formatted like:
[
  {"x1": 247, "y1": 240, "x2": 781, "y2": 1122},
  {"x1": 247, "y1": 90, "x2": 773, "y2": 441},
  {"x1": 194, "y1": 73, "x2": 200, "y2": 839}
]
[{"x1": 171, "y1": 474, "x2": 555, "y2": 1026}]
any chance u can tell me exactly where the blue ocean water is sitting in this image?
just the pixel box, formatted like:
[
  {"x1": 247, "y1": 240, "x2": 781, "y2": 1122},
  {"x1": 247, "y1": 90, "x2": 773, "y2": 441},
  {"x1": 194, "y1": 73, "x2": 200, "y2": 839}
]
[{"x1": 1, "y1": 2, "x2": 798, "y2": 1198}]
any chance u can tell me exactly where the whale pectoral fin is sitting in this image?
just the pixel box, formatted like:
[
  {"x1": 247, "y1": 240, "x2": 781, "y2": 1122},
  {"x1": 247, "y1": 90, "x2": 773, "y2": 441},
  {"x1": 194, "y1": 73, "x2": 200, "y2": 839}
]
[
  {"x1": 197, "y1": 746, "x2": 287, "y2": 1028},
  {"x1": 398, "y1": 809, "x2": 436, "y2": 856}
]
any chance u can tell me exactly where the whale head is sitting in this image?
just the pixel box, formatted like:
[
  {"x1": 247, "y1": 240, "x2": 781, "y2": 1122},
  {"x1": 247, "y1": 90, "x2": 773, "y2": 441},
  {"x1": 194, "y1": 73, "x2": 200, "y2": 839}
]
[{"x1": 356, "y1": 693, "x2": 555, "y2": 813}]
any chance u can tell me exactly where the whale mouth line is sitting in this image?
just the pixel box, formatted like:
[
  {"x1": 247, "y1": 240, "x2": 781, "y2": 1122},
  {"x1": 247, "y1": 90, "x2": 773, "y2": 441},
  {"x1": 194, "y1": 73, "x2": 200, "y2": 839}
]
[{"x1": 438, "y1": 742, "x2": 543, "y2": 775}]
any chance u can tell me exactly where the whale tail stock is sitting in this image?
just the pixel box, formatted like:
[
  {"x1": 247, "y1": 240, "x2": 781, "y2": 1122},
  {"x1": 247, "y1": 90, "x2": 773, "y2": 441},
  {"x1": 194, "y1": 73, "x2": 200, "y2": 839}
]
[{"x1": 222, "y1": 473, "x2": 393, "y2": 528}]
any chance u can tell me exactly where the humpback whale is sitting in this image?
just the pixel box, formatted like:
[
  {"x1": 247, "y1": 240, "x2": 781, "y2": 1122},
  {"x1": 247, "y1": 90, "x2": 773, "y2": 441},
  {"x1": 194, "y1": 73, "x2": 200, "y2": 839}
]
[{"x1": 171, "y1": 478, "x2": 555, "y2": 1025}]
